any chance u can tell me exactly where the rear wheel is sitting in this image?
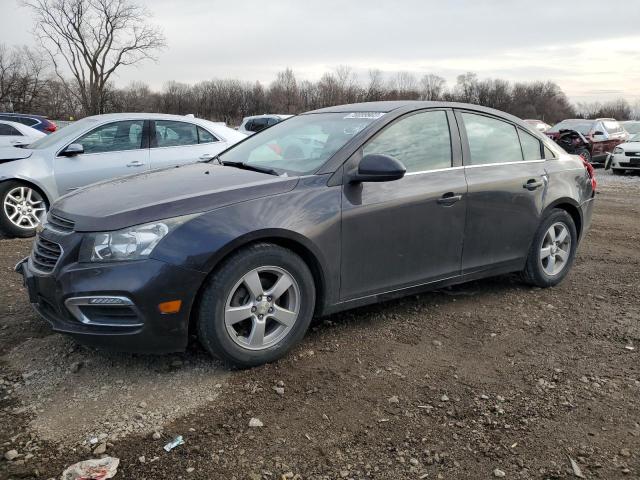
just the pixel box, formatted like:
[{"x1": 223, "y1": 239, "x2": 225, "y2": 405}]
[
  {"x1": 197, "y1": 243, "x2": 315, "y2": 367},
  {"x1": 0, "y1": 181, "x2": 47, "y2": 237},
  {"x1": 576, "y1": 148, "x2": 591, "y2": 164},
  {"x1": 522, "y1": 209, "x2": 577, "y2": 288}
]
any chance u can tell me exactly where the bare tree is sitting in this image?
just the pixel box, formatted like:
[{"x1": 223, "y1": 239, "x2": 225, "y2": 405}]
[
  {"x1": 23, "y1": 0, "x2": 165, "y2": 115},
  {"x1": 419, "y1": 74, "x2": 446, "y2": 101}
]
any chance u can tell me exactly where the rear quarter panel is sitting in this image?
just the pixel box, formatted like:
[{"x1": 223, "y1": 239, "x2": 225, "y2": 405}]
[{"x1": 543, "y1": 154, "x2": 594, "y2": 240}]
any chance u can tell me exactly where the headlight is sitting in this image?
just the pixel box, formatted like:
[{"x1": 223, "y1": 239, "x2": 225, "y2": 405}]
[
  {"x1": 613, "y1": 147, "x2": 624, "y2": 154},
  {"x1": 79, "y1": 214, "x2": 197, "y2": 263}
]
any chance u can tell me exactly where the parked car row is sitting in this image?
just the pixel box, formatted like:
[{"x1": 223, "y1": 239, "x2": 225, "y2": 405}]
[{"x1": 0, "y1": 113, "x2": 246, "y2": 236}]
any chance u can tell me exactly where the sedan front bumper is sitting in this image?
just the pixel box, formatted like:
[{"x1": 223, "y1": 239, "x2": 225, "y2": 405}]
[{"x1": 16, "y1": 254, "x2": 207, "y2": 353}]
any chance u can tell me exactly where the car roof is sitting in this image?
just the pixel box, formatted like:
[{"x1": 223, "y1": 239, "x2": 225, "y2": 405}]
[
  {"x1": 243, "y1": 114, "x2": 293, "y2": 120},
  {"x1": 0, "y1": 112, "x2": 48, "y2": 119},
  {"x1": 306, "y1": 101, "x2": 528, "y2": 124}
]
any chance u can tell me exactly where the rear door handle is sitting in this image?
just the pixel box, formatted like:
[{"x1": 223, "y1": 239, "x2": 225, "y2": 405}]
[
  {"x1": 523, "y1": 179, "x2": 543, "y2": 191},
  {"x1": 437, "y1": 192, "x2": 463, "y2": 206},
  {"x1": 127, "y1": 160, "x2": 145, "y2": 168}
]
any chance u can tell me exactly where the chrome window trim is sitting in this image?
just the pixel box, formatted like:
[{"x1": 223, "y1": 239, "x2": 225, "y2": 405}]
[
  {"x1": 464, "y1": 159, "x2": 546, "y2": 169},
  {"x1": 405, "y1": 166, "x2": 464, "y2": 176}
]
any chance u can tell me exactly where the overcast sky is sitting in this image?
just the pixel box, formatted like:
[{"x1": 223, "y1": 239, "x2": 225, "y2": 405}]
[{"x1": 2, "y1": 0, "x2": 639, "y2": 103}]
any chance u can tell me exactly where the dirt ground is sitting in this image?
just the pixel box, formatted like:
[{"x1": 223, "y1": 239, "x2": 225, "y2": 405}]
[{"x1": 1, "y1": 170, "x2": 639, "y2": 480}]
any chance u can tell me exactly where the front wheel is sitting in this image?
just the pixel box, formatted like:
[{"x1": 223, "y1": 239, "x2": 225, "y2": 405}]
[
  {"x1": 522, "y1": 209, "x2": 577, "y2": 288},
  {"x1": 0, "y1": 181, "x2": 47, "y2": 238},
  {"x1": 197, "y1": 243, "x2": 316, "y2": 367}
]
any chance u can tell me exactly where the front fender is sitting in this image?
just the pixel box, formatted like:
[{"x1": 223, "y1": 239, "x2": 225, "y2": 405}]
[
  {"x1": 0, "y1": 156, "x2": 58, "y2": 204},
  {"x1": 151, "y1": 175, "x2": 342, "y2": 308}
]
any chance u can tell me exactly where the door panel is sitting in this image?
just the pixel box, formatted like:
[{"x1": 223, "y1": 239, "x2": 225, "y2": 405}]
[
  {"x1": 54, "y1": 120, "x2": 149, "y2": 194},
  {"x1": 455, "y1": 110, "x2": 547, "y2": 273},
  {"x1": 341, "y1": 169, "x2": 467, "y2": 299},
  {"x1": 462, "y1": 163, "x2": 546, "y2": 273}
]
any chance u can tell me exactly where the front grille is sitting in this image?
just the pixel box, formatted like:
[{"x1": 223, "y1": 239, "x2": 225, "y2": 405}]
[
  {"x1": 624, "y1": 152, "x2": 640, "y2": 157},
  {"x1": 31, "y1": 236, "x2": 62, "y2": 273},
  {"x1": 618, "y1": 162, "x2": 640, "y2": 168},
  {"x1": 47, "y1": 212, "x2": 75, "y2": 233}
]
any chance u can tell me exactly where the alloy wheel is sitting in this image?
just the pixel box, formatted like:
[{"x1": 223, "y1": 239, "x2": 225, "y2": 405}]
[
  {"x1": 224, "y1": 266, "x2": 301, "y2": 350},
  {"x1": 539, "y1": 222, "x2": 571, "y2": 276},
  {"x1": 3, "y1": 186, "x2": 47, "y2": 229}
]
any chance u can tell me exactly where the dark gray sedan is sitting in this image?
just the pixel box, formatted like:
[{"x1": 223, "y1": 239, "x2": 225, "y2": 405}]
[{"x1": 17, "y1": 101, "x2": 595, "y2": 367}]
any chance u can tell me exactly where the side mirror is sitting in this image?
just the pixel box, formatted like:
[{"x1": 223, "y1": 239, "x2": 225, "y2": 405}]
[
  {"x1": 348, "y1": 154, "x2": 406, "y2": 183},
  {"x1": 61, "y1": 143, "x2": 84, "y2": 156}
]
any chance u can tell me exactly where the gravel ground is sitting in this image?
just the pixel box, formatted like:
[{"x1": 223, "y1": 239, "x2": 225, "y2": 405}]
[{"x1": 1, "y1": 170, "x2": 639, "y2": 479}]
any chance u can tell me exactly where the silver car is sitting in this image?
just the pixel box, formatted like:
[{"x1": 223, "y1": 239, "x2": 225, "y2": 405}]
[{"x1": 0, "y1": 113, "x2": 246, "y2": 236}]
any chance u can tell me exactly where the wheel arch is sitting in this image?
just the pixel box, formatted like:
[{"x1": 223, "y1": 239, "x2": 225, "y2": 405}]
[
  {"x1": 544, "y1": 198, "x2": 583, "y2": 240},
  {"x1": 0, "y1": 177, "x2": 52, "y2": 208},
  {"x1": 188, "y1": 229, "x2": 330, "y2": 335}
]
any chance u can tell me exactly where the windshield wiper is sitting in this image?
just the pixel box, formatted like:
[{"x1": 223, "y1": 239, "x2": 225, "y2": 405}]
[{"x1": 221, "y1": 160, "x2": 280, "y2": 176}]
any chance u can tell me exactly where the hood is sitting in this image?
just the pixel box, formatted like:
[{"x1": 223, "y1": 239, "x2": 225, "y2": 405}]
[
  {"x1": 52, "y1": 163, "x2": 299, "y2": 231},
  {"x1": 0, "y1": 146, "x2": 32, "y2": 163},
  {"x1": 618, "y1": 141, "x2": 640, "y2": 151}
]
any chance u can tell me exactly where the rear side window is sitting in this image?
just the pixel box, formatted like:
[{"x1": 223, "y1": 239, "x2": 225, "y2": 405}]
[
  {"x1": 544, "y1": 146, "x2": 557, "y2": 159},
  {"x1": 197, "y1": 126, "x2": 219, "y2": 143},
  {"x1": 154, "y1": 120, "x2": 198, "y2": 147},
  {"x1": 267, "y1": 117, "x2": 280, "y2": 126},
  {"x1": 0, "y1": 124, "x2": 22, "y2": 136},
  {"x1": 15, "y1": 117, "x2": 38, "y2": 126},
  {"x1": 363, "y1": 110, "x2": 452, "y2": 173},
  {"x1": 76, "y1": 120, "x2": 144, "y2": 154},
  {"x1": 462, "y1": 113, "x2": 523, "y2": 165},
  {"x1": 518, "y1": 129, "x2": 543, "y2": 160},
  {"x1": 247, "y1": 118, "x2": 269, "y2": 133}
]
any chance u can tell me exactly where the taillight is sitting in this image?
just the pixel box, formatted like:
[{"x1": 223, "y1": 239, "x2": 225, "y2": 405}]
[
  {"x1": 45, "y1": 122, "x2": 57, "y2": 132},
  {"x1": 581, "y1": 157, "x2": 596, "y2": 192}
]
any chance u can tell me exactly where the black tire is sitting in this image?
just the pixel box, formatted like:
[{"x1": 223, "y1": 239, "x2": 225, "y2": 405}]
[
  {"x1": 611, "y1": 168, "x2": 625, "y2": 176},
  {"x1": 197, "y1": 243, "x2": 316, "y2": 368},
  {"x1": 0, "y1": 181, "x2": 47, "y2": 238},
  {"x1": 575, "y1": 148, "x2": 591, "y2": 163},
  {"x1": 522, "y1": 209, "x2": 578, "y2": 288}
]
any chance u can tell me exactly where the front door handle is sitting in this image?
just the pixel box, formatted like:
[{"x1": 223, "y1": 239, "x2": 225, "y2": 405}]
[
  {"x1": 127, "y1": 160, "x2": 145, "y2": 168},
  {"x1": 437, "y1": 192, "x2": 463, "y2": 206},
  {"x1": 523, "y1": 179, "x2": 543, "y2": 191}
]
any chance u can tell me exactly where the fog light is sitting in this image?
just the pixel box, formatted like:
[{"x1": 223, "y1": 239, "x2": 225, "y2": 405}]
[{"x1": 158, "y1": 300, "x2": 182, "y2": 314}]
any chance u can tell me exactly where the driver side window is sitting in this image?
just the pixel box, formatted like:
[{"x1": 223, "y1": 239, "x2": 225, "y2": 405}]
[
  {"x1": 363, "y1": 110, "x2": 452, "y2": 173},
  {"x1": 75, "y1": 121, "x2": 144, "y2": 154}
]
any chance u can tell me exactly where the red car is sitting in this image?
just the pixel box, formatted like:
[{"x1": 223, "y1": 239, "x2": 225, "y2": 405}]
[{"x1": 546, "y1": 118, "x2": 627, "y2": 164}]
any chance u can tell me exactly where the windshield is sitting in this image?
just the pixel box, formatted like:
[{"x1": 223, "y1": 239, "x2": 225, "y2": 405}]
[
  {"x1": 623, "y1": 123, "x2": 640, "y2": 135},
  {"x1": 630, "y1": 133, "x2": 640, "y2": 142},
  {"x1": 27, "y1": 118, "x2": 97, "y2": 149},
  {"x1": 219, "y1": 112, "x2": 383, "y2": 175},
  {"x1": 548, "y1": 120, "x2": 595, "y2": 135}
]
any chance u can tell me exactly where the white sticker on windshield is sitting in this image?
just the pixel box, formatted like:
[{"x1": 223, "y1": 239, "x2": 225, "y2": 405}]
[{"x1": 343, "y1": 112, "x2": 386, "y2": 119}]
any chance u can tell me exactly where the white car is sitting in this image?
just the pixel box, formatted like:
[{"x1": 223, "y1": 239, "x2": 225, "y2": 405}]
[
  {"x1": 0, "y1": 113, "x2": 246, "y2": 236},
  {"x1": 524, "y1": 119, "x2": 552, "y2": 133},
  {"x1": 608, "y1": 133, "x2": 640, "y2": 175},
  {"x1": 238, "y1": 114, "x2": 293, "y2": 135},
  {"x1": 0, "y1": 120, "x2": 46, "y2": 147}
]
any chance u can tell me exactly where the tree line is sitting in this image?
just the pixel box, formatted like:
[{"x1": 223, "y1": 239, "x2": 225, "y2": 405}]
[{"x1": 1, "y1": 44, "x2": 638, "y2": 125}]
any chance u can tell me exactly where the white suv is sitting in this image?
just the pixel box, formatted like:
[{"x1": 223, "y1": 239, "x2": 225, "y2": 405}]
[{"x1": 238, "y1": 114, "x2": 293, "y2": 135}]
